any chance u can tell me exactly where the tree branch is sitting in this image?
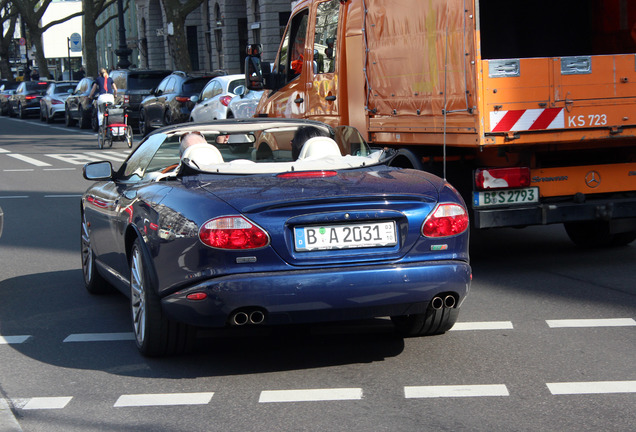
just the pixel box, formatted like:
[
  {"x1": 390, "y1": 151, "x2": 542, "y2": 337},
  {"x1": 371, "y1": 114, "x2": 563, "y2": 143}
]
[{"x1": 41, "y1": 11, "x2": 84, "y2": 32}]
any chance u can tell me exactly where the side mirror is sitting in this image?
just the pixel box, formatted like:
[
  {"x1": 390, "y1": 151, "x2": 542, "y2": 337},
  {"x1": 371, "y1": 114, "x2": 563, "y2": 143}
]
[
  {"x1": 234, "y1": 85, "x2": 246, "y2": 98},
  {"x1": 83, "y1": 161, "x2": 113, "y2": 180},
  {"x1": 191, "y1": 95, "x2": 199, "y2": 104}
]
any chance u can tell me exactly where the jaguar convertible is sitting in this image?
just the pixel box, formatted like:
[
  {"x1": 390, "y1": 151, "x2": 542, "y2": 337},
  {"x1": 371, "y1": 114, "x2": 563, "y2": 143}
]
[{"x1": 81, "y1": 119, "x2": 471, "y2": 356}]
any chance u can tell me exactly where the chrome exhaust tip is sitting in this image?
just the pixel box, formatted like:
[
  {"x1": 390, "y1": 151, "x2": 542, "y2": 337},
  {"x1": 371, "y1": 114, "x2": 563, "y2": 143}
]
[
  {"x1": 444, "y1": 295, "x2": 456, "y2": 309},
  {"x1": 430, "y1": 296, "x2": 444, "y2": 310}
]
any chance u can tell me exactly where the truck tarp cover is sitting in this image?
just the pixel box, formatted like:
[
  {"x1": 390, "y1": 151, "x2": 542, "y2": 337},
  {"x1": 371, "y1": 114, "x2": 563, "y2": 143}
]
[{"x1": 364, "y1": 0, "x2": 471, "y2": 117}]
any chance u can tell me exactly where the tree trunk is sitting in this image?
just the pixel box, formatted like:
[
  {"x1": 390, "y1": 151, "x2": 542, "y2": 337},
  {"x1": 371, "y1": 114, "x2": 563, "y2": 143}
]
[{"x1": 83, "y1": 0, "x2": 99, "y2": 76}]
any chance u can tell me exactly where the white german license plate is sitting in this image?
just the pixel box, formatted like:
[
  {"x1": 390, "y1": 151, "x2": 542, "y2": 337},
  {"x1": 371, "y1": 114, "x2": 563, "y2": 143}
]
[
  {"x1": 473, "y1": 187, "x2": 539, "y2": 207},
  {"x1": 294, "y1": 221, "x2": 397, "y2": 251}
]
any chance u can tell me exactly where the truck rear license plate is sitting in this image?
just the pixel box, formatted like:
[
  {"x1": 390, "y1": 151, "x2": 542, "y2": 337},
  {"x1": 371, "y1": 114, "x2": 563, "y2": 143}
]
[
  {"x1": 473, "y1": 187, "x2": 539, "y2": 207},
  {"x1": 294, "y1": 221, "x2": 397, "y2": 251}
]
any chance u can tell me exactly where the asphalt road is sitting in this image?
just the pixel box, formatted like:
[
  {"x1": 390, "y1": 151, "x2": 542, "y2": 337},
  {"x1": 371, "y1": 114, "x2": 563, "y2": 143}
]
[{"x1": 0, "y1": 115, "x2": 634, "y2": 432}]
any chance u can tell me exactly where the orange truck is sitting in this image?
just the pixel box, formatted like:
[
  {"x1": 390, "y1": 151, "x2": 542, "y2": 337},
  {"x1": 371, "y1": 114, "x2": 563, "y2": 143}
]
[{"x1": 246, "y1": 0, "x2": 636, "y2": 246}]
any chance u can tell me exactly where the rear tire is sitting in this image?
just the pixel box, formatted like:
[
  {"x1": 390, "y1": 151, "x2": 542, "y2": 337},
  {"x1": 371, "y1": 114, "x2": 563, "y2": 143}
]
[
  {"x1": 564, "y1": 221, "x2": 636, "y2": 247},
  {"x1": 65, "y1": 107, "x2": 76, "y2": 127},
  {"x1": 130, "y1": 238, "x2": 195, "y2": 357},
  {"x1": 391, "y1": 304, "x2": 459, "y2": 336},
  {"x1": 140, "y1": 109, "x2": 151, "y2": 136},
  {"x1": 78, "y1": 107, "x2": 89, "y2": 129}
]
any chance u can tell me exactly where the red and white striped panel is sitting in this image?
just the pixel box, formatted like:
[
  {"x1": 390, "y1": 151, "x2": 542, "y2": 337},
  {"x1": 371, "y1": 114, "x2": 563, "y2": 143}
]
[{"x1": 490, "y1": 108, "x2": 564, "y2": 132}]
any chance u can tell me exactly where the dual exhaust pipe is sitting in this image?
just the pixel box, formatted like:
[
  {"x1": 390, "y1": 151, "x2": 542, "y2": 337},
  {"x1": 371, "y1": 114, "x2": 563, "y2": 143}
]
[
  {"x1": 230, "y1": 308, "x2": 266, "y2": 326},
  {"x1": 430, "y1": 294, "x2": 456, "y2": 310}
]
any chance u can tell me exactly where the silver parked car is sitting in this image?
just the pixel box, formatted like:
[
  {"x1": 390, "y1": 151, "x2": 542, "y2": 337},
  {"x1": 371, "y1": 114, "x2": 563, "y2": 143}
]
[
  {"x1": 189, "y1": 74, "x2": 244, "y2": 122},
  {"x1": 227, "y1": 85, "x2": 263, "y2": 119},
  {"x1": 40, "y1": 81, "x2": 77, "y2": 123}
]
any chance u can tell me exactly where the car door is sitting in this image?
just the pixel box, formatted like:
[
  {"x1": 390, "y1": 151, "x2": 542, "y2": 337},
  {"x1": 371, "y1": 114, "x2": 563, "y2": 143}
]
[
  {"x1": 86, "y1": 134, "x2": 168, "y2": 277},
  {"x1": 144, "y1": 77, "x2": 170, "y2": 127},
  {"x1": 262, "y1": 8, "x2": 309, "y2": 119}
]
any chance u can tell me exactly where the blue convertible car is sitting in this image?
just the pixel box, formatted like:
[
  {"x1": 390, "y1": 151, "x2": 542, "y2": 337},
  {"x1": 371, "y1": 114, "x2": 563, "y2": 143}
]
[{"x1": 81, "y1": 119, "x2": 471, "y2": 356}]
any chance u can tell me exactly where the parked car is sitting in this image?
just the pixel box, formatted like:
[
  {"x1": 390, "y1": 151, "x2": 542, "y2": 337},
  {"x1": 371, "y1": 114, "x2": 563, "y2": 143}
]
[
  {"x1": 227, "y1": 85, "x2": 263, "y2": 119},
  {"x1": 0, "y1": 81, "x2": 19, "y2": 116},
  {"x1": 40, "y1": 81, "x2": 77, "y2": 123},
  {"x1": 138, "y1": 71, "x2": 225, "y2": 136},
  {"x1": 189, "y1": 74, "x2": 244, "y2": 122},
  {"x1": 80, "y1": 118, "x2": 471, "y2": 356},
  {"x1": 65, "y1": 77, "x2": 96, "y2": 129},
  {"x1": 7, "y1": 80, "x2": 49, "y2": 118},
  {"x1": 109, "y1": 69, "x2": 172, "y2": 132}
]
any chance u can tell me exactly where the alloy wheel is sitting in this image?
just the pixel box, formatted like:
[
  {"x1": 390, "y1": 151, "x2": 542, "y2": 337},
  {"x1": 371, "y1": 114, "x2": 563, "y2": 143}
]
[{"x1": 130, "y1": 246, "x2": 146, "y2": 346}]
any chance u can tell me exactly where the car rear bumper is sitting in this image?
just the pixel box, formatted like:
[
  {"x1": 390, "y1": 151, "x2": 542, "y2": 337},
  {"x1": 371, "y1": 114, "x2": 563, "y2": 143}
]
[{"x1": 161, "y1": 261, "x2": 472, "y2": 327}]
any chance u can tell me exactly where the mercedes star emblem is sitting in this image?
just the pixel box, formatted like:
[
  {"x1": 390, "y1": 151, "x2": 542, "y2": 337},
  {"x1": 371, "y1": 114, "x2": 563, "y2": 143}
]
[{"x1": 585, "y1": 170, "x2": 601, "y2": 188}]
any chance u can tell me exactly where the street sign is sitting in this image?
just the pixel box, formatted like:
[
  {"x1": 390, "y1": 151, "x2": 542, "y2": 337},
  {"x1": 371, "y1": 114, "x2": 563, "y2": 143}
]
[
  {"x1": 69, "y1": 33, "x2": 82, "y2": 52},
  {"x1": 19, "y1": 37, "x2": 25, "y2": 46}
]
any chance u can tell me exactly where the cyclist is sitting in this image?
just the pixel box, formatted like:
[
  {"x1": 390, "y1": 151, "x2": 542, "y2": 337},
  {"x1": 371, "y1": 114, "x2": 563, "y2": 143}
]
[{"x1": 89, "y1": 68, "x2": 118, "y2": 132}]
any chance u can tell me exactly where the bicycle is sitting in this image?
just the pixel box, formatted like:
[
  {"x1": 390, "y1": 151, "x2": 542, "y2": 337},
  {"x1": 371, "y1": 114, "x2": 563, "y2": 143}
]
[{"x1": 97, "y1": 101, "x2": 133, "y2": 149}]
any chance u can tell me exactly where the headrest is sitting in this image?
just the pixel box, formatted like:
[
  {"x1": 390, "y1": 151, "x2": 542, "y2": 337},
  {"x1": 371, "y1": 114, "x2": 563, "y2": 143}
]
[
  {"x1": 297, "y1": 136, "x2": 341, "y2": 160},
  {"x1": 182, "y1": 143, "x2": 224, "y2": 168}
]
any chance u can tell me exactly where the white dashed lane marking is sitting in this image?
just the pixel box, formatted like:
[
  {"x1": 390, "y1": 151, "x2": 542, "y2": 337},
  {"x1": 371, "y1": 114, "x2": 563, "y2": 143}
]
[
  {"x1": 63, "y1": 333, "x2": 135, "y2": 342},
  {"x1": 113, "y1": 393, "x2": 214, "y2": 407},
  {"x1": 10, "y1": 397, "x2": 73, "y2": 410},
  {"x1": 258, "y1": 388, "x2": 363, "y2": 403},
  {"x1": 405, "y1": 384, "x2": 510, "y2": 398},
  {"x1": 0, "y1": 336, "x2": 31, "y2": 344},
  {"x1": 547, "y1": 381, "x2": 636, "y2": 395},
  {"x1": 450, "y1": 321, "x2": 514, "y2": 331},
  {"x1": 6, "y1": 154, "x2": 51, "y2": 166},
  {"x1": 546, "y1": 318, "x2": 636, "y2": 328}
]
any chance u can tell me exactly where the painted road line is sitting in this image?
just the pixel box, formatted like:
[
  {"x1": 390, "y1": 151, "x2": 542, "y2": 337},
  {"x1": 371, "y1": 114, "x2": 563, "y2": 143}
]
[
  {"x1": 404, "y1": 384, "x2": 510, "y2": 398},
  {"x1": 450, "y1": 321, "x2": 514, "y2": 331},
  {"x1": 63, "y1": 333, "x2": 135, "y2": 342},
  {"x1": 0, "y1": 148, "x2": 10, "y2": 153},
  {"x1": 546, "y1": 318, "x2": 636, "y2": 328},
  {"x1": 259, "y1": 388, "x2": 363, "y2": 403},
  {"x1": 0, "y1": 196, "x2": 28, "y2": 199},
  {"x1": 547, "y1": 381, "x2": 636, "y2": 395},
  {"x1": 44, "y1": 195, "x2": 83, "y2": 198},
  {"x1": 114, "y1": 393, "x2": 214, "y2": 407},
  {"x1": 43, "y1": 168, "x2": 76, "y2": 171},
  {"x1": 3, "y1": 169, "x2": 34, "y2": 172},
  {"x1": 6, "y1": 154, "x2": 52, "y2": 167},
  {"x1": 45, "y1": 154, "x2": 102, "y2": 165},
  {"x1": 12, "y1": 397, "x2": 73, "y2": 410},
  {"x1": 84, "y1": 151, "x2": 130, "y2": 161},
  {"x1": 0, "y1": 399, "x2": 23, "y2": 432},
  {"x1": 0, "y1": 336, "x2": 31, "y2": 344}
]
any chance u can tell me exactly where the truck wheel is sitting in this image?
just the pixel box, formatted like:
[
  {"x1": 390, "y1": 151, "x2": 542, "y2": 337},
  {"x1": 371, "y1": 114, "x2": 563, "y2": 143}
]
[
  {"x1": 386, "y1": 148, "x2": 423, "y2": 170},
  {"x1": 564, "y1": 221, "x2": 636, "y2": 247}
]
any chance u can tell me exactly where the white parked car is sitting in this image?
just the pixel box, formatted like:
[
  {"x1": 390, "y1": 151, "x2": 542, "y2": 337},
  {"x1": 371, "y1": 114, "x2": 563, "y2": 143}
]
[
  {"x1": 189, "y1": 74, "x2": 244, "y2": 122},
  {"x1": 227, "y1": 85, "x2": 263, "y2": 119},
  {"x1": 40, "y1": 81, "x2": 77, "y2": 123}
]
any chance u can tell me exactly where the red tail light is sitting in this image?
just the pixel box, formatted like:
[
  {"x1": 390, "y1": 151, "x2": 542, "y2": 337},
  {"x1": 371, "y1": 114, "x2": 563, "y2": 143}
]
[
  {"x1": 175, "y1": 96, "x2": 190, "y2": 103},
  {"x1": 220, "y1": 95, "x2": 233, "y2": 106},
  {"x1": 51, "y1": 99, "x2": 63, "y2": 105},
  {"x1": 277, "y1": 170, "x2": 337, "y2": 179},
  {"x1": 475, "y1": 167, "x2": 530, "y2": 190},
  {"x1": 123, "y1": 95, "x2": 130, "y2": 104},
  {"x1": 422, "y1": 203, "x2": 469, "y2": 237},
  {"x1": 199, "y1": 216, "x2": 269, "y2": 249},
  {"x1": 25, "y1": 95, "x2": 37, "y2": 100}
]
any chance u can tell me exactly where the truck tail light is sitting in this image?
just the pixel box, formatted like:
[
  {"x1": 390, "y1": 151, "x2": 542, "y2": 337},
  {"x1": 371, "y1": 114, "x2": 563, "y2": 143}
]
[
  {"x1": 199, "y1": 216, "x2": 270, "y2": 249},
  {"x1": 475, "y1": 167, "x2": 530, "y2": 190},
  {"x1": 123, "y1": 95, "x2": 130, "y2": 104},
  {"x1": 422, "y1": 203, "x2": 469, "y2": 237}
]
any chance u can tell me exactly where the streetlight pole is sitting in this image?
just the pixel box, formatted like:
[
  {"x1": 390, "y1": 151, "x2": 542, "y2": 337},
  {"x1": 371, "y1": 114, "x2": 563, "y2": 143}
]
[{"x1": 115, "y1": 0, "x2": 132, "y2": 69}]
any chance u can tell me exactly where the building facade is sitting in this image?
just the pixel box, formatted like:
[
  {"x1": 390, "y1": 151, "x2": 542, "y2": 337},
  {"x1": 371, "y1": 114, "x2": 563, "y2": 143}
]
[{"x1": 132, "y1": 0, "x2": 292, "y2": 74}]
